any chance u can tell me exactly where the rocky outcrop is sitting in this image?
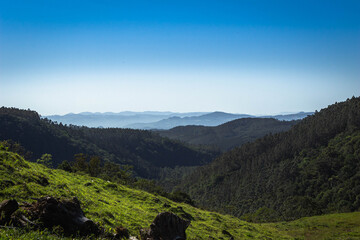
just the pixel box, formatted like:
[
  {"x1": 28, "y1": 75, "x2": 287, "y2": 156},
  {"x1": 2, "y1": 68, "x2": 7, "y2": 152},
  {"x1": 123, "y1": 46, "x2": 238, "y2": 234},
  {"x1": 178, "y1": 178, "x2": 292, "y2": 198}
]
[
  {"x1": 24, "y1": 196, "x2": 100, "y2": 236},
  {"x1": 140, "y1": 212, "x2": 190, "y2": 240},
  {"x1": 0, "y1": 197, "x2": 100, "y2": 237}
]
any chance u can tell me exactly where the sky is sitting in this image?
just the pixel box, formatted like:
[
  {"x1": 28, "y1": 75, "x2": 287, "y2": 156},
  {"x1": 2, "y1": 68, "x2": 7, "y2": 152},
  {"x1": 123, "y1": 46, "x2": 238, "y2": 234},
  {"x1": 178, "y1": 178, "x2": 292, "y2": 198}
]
[{"x1": 0, "y1": 0, "x2": 359, "y2": 115}]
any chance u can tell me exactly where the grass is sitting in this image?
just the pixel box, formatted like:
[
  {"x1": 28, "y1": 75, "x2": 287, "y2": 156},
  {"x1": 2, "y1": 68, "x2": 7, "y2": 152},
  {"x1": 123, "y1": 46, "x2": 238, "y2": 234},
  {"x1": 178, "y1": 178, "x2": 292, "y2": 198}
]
[
  {"x1": 268, "y1": 212, "x2": 360, "y2": 240},
  {"x1": 1, "y1": 148, "x2": 360, "y2": 239}
]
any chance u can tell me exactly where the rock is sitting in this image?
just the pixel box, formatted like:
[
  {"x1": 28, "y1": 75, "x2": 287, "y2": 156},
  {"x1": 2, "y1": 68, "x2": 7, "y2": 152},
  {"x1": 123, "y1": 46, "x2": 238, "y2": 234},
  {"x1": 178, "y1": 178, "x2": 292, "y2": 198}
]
[
  {"x1": 115, "y1": 226, "x2": 129, "y2": 239},
  {"x1": 24, "y1": 196, "x2": 99, "y2": 236},
  {"x1": 0, "y1": 199, "x2": 19, "y2": 225},
  {"x1": 140, "y1": 212, "x2": 190, "y2": 240},
  {"x1": 10, "y1": 211, "x2": 35, "y2": 228}
]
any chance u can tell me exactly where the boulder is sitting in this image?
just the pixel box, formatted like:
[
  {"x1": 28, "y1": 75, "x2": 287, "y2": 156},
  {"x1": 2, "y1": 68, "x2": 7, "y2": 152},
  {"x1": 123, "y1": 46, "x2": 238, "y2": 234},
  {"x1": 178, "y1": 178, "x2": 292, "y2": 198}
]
[
  {"x1": 140, "y1": 212, "x2": 190, "y2": 240},
  {"x1": 115, "y1": 226, "x2": 130, "y2": 239},
  {"x1": 25, "y1": 196, "x2": 99, "y2": 236},
  {"x1": 0, "y1": 199, "x2": 18, "y2": 225}
]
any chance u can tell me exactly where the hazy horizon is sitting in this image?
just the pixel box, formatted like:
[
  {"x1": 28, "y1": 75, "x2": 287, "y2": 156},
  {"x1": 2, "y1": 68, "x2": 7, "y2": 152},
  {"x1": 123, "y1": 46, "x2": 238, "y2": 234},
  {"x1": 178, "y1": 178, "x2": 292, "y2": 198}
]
[
  {"x1": 1, "y1": 1, "x2": 359, "y2": 116},
  {"x1": 42, "y1": 110, "x2": 313, "y2": 117}
]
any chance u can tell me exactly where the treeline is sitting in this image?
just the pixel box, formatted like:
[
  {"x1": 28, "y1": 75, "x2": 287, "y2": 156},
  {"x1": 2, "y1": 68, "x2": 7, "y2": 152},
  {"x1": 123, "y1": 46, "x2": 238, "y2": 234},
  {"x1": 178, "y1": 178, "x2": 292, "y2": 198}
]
[
  {"x1": 0, "y1": 107, "x2": 218, "y2": 180},
  {"x1": 0, "y1": 139, "x2": 194, "y2": 206},
  {"x1": 180, "y1": 96, "x2": 360, "y2": 221},
  {"x1": 157, "y1": 117, "x2": 297, "y2": 151}
]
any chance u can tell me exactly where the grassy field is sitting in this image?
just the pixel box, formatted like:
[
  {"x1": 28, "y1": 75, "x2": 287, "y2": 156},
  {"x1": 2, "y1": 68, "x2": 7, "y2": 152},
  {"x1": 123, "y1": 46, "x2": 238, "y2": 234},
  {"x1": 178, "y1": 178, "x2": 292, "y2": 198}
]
[
  {"x1": 1, "y1": 147, "x2": 360, "y2": 239},
  {"x1": 269, "y1": 212, "x2": 360, "y2": 240}
]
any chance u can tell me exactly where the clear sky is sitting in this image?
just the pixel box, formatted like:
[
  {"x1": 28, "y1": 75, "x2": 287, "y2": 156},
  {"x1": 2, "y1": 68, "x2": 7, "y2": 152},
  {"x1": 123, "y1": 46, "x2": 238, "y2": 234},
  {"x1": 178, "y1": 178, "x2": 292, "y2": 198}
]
[{"x1": 0, "y1": 0, "x2": 359, "y2": 115}]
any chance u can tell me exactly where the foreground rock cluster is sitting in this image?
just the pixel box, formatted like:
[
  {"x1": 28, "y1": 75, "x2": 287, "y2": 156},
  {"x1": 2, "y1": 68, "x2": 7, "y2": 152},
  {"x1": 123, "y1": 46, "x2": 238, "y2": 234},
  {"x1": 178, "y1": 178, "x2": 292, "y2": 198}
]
[
  {"x1": 0, "y1": 197, "x2": 100, "y2": 236},
  {"x1": 0, "y1": 197, "x2": 191, "y2": 240}
]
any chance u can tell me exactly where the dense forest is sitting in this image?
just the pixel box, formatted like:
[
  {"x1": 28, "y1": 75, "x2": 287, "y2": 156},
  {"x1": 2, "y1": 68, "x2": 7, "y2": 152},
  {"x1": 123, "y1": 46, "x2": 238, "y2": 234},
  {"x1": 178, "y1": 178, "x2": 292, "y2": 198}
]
[
  {"x1": 179, "y1": 97, "x2": 360, "y2": 221},
  {"x1": 156, "y1": 118, "x2": 297, "y2": 151},
  {"x1": 0, "y1": 107, "x2": 217, "y2": 179}
]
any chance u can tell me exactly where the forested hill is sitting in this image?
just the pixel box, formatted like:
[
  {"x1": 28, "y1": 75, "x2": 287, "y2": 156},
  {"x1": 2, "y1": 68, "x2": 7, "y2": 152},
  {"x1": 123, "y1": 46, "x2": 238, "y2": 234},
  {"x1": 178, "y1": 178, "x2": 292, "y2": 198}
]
[
  {"x1": 0, "y1": 107, "x2": 217, "y2": 178},
  {"x1": 156, "y1": 118, "x2": 297, "y2": 151},
  {"x1": 179, "y1": 96, "x2": 360, "y2": 221}
]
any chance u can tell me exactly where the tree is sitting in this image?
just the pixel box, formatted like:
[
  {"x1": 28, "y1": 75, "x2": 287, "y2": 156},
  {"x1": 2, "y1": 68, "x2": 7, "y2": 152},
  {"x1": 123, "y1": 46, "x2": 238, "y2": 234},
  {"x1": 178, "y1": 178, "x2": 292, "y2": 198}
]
[
  {"x1": 58, "y1": 160, "x2": 73, "y2": 172},
  {"x1": 36, "y1": 153, "x2": 52, "y2": 167},
  {"x1": 88, "y1": 156, "x2": 101, "y2": 177},
  {"x1": 73, "y1": 153, "x2": 88, "y2": 172}
]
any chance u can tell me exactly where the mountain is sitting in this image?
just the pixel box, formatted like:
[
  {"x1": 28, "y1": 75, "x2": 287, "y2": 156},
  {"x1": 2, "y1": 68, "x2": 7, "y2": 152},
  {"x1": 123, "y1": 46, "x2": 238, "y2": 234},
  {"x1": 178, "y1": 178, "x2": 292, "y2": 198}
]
[
  {"x1": 156, "y1": 118, "x2": 298, "y2": 151},
  {"x1": 2, "y1": 145, "x2": 360, "y2": 239},
  {"x1": 46, "y1": 111, "x2": 312, "y2": 130},
  {"x1": 126, "y1": 112, "x2": 252, "y2": 129},
  {"x1": 261, "y1": 112, "x2": 314, "y2": 121},
  {"x1": 0, "y1": 107, "x2": 216, "y2": 179},
  {"x1": 45, "y1": 111, "x2": 207, "y2": 128},
  {"x1": 179, "y1": 97, "x2": 360, "y2": 220}
]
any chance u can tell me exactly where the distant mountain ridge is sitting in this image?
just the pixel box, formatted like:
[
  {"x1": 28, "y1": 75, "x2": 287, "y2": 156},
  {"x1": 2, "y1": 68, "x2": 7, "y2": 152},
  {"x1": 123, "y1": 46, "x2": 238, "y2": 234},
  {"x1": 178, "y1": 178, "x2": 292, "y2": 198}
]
[
  {"x1": 156, "y1": 118, "x2": 298, "y2": 151},
  {"x1": 45, "y1": 111, "x2": 313, "y2": 129},
  {"x1": 46, "y1": 111, "x2": 207, "y2": 128},
  {"x1": 127, "y1": 112, "x2": 252, "y2": 129},
  {"x1": 262, "y1": 112, "x2": 314, "y2": 121}
]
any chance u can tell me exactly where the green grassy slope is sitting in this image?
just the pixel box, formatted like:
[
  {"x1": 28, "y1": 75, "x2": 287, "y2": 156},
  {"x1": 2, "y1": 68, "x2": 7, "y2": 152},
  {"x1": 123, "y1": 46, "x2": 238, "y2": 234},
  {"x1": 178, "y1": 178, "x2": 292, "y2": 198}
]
[{"x1": 0, "y1": 147, "x2": 290, "y2": 240}]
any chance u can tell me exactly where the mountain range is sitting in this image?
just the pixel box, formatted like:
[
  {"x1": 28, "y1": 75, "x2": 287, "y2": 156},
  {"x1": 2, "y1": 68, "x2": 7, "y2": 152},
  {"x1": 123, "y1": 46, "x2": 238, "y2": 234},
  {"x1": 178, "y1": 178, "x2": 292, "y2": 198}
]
[
  {"x1": 45, "y1": 111, "x2": 207, "y2": 128},
  {"x1": 46, "y1": 111, "x2": 313, "y2": 130}
]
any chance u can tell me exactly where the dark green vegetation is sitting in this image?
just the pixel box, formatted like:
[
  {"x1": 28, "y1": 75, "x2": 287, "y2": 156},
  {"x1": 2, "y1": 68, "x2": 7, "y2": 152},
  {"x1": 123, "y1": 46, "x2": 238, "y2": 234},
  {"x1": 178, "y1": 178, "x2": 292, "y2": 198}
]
[
  {"x1": 180, "y1": 97, "x2": 360, "y2": 220},
  {"x1": 2, "y1": 146, "x2": 360, "y2": 239},
  {"x1": 157, "y1": 118, "x2": 297, "y2": 151},
  {"x1": 0, "y1": 107, "x2": 217, "y2": 179}
]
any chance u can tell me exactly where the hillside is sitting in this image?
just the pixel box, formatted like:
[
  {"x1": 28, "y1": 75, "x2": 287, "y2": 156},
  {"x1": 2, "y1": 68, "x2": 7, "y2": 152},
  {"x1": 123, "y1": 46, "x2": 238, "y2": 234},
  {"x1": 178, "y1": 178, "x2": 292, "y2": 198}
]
[
  {"x1": 157, "y1": 118, "x2": 297, "y2": 151},
  {"x1": 2, "y1": 146, "x2": 360, "y2": 239},
  {"x1": 180, "y1": 97, "x2": 360, "y2": 220},
  {"x1": 0, "y1": 107, "x2": 217, "y2": 179}
]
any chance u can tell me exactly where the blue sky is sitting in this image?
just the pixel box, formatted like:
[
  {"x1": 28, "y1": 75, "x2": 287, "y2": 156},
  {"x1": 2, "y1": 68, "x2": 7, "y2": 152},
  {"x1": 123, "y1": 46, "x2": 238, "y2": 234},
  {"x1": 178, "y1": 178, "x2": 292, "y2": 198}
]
[{"x1": 0, "y1": 0, "x2": 359, "y2": 115}]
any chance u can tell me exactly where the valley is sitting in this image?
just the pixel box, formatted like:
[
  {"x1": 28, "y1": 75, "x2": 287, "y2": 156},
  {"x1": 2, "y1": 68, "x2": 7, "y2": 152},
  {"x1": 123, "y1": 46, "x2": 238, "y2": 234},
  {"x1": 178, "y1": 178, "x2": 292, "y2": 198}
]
[{"x1": 1, "y1": 97, "x2": 360, "y2": 239}]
